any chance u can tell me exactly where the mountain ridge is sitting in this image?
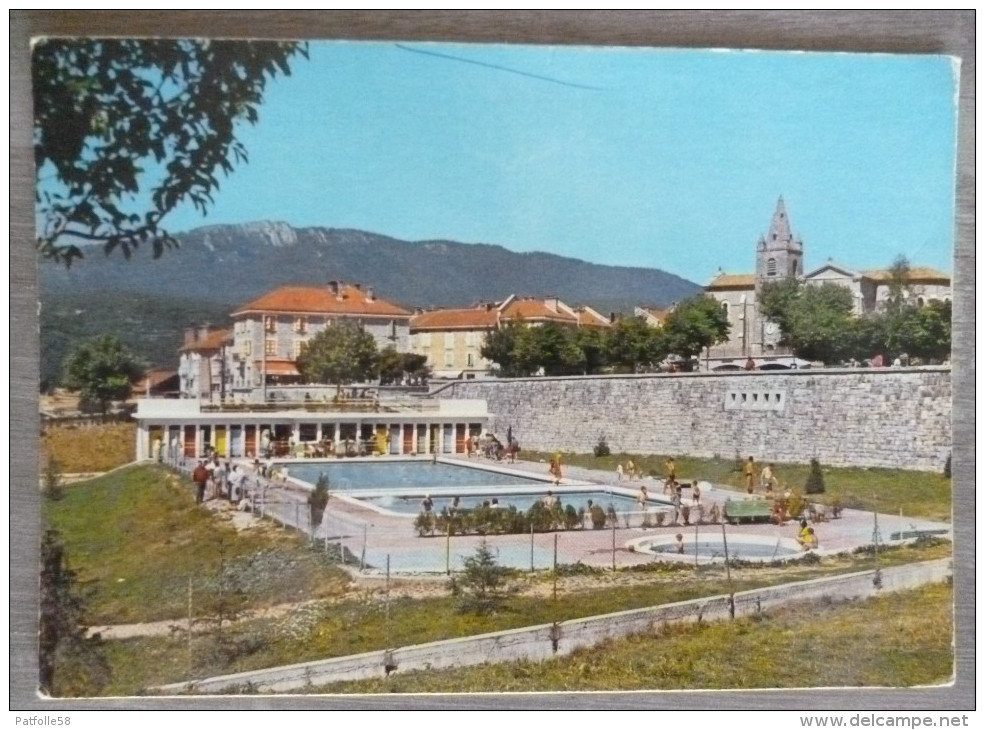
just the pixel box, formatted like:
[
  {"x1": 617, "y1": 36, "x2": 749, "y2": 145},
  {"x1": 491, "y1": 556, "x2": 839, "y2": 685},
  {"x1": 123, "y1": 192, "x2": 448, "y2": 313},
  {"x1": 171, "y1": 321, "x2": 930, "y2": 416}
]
[{"x1": 42, "y1": 220, "x2": 702, "y2": 311}]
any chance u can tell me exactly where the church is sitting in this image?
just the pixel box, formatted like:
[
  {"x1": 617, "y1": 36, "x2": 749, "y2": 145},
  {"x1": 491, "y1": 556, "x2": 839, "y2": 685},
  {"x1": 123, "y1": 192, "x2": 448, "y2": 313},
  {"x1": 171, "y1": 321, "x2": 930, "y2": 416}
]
[{"x1": 704, "y1": 197, "x2": 951, "y2": 365}]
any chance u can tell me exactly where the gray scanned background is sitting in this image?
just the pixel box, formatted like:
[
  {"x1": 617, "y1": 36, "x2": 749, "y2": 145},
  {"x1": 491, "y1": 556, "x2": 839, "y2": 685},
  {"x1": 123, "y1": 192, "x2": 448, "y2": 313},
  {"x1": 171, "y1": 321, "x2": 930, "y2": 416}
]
[{"x1": 9, "y1": 10, "x2": 975, "y2": 711}]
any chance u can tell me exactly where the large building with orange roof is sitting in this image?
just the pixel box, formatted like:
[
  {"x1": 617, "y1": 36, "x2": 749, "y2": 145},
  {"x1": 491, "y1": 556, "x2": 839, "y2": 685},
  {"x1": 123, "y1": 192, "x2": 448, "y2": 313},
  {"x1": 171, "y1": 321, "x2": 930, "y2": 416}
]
[
  {"x1": 410, "y1": 295, "x2": 611, "y2": 378},
  {"x1": 226, "y1": 281, "x2": 412, "y2": 394},
  {"x1": 705, "y1": 198, "x2": 951, "y2": 363}
]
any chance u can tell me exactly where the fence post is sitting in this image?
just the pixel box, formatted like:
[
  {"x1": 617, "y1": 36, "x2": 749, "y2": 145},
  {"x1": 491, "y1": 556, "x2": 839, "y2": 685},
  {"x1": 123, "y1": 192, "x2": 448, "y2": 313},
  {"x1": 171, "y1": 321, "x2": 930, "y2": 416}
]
[
  {"x1": 553, "y1": 533, "x2": 558, "y2": 603},
  {"x1": 446, "y1": 523, "x2": 451, "y2": 575},
  {"x1": 721, "y1": 522, "x2": 734, "y2": 619},
  {"x1": 385, "y1": 554, "x2": 391, "y2": 649},
  {"x1": 611, "y1": 520, "x2": 616, "y2": 571},
  {"x1": 530, "y1": 522, "x2": 534, "y2": 573},
  {"x1": 694, "y1": 521, "x2": 700, "y2": 570},
  {"x1": 295, "y1": 502, "x2": 300, "y2": 532},
  {"x1": 360, "y1": 525, "x2": 367, "y2": 571}
]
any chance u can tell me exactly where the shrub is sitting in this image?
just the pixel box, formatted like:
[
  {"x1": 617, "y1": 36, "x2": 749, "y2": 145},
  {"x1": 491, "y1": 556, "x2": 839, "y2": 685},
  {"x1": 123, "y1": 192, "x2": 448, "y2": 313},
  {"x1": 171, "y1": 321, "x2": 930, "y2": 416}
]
[
  {"x1": 43, "y1": 457, "x2": 64, "y2": 501},
  {"x1": 450, "y1": 541, "x2": 515, "y2": 615},
  {"x1": 593, "y1": 435, "x2": 611, "y2": 457},
  {"x1": 563, "y1": 504, "x2": 581, "y2": 530},
  {"x1": 804, "y1": 458, "x2": 825, "y2": 495},
  {"x1": 307, "y1": 475, "x2": 330, "y2": 528},
  {"x1": 414, "y1": 511, "x2": 435, "y2": 537}
]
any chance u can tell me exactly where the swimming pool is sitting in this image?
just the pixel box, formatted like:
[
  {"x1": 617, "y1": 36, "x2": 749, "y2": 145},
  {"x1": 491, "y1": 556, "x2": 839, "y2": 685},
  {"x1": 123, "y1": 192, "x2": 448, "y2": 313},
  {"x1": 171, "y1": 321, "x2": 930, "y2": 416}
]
[
  {"x1": 627, "y1": 534, "x2": 805, "y2": 563},
  {"x1": 284, "y1": 459, "x2": 550, "y2": 491},
  {"x1": 358, "y1": 489, "x2": 662, "y2": 515}
]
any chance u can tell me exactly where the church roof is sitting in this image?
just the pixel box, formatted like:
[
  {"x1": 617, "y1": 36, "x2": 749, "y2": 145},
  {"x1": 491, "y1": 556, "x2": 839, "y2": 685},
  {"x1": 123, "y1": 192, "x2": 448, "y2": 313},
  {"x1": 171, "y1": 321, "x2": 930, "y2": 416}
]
[
  {"x1": 706, "y1": 272, "x2": 756, "y2": 290},
  {"x1": 860, "y1": 267, "x2": 951, "y2": 284}
]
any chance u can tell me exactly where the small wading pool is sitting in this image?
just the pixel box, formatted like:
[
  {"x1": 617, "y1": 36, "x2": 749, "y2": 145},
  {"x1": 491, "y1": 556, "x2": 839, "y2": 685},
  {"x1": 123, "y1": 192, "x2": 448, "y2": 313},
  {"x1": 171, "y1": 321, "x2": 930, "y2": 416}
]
[{"x1": 627, "y1": 534, "x2": 805, "y2": 563}]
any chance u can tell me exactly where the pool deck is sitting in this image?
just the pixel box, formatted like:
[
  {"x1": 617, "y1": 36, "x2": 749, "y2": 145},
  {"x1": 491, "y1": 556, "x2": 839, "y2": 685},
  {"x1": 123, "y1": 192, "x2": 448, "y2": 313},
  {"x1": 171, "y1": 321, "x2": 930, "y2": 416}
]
[{"x1": 249, "y1": 453, "x2": 951, "y2": 574}]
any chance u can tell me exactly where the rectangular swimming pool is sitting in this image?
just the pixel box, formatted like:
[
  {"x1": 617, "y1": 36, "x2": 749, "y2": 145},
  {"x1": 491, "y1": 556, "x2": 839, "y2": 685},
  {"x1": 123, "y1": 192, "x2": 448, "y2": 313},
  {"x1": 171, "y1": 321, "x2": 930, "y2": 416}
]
[{"x1": 284, "y1": 459, "x2": 551, "y2": 491}]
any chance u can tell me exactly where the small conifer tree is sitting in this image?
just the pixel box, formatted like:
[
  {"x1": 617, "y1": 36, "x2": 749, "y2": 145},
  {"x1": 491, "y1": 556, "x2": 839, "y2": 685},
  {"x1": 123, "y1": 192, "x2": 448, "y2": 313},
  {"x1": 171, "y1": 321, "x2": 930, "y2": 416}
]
[
  {"x1": 308, "y1": 474, "x2": 330, "y2": 529},
  {"x1": 805, "y1": 458, "x2": 826, "y2": 495}
]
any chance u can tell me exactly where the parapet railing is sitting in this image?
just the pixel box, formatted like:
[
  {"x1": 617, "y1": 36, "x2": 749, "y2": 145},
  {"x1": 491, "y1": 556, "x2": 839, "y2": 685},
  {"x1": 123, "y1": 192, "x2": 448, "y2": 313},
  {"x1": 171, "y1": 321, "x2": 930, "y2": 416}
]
[{"x1": 198, "y1": 396, "x2": 439, "y2": 414}]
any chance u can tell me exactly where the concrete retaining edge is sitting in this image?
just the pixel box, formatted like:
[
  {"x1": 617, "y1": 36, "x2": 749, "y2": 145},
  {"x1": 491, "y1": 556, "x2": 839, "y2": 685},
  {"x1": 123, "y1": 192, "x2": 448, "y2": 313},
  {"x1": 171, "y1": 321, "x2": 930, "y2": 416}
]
[{"x1": 155, "y1": 557, "x2": 951, "y2": 695}]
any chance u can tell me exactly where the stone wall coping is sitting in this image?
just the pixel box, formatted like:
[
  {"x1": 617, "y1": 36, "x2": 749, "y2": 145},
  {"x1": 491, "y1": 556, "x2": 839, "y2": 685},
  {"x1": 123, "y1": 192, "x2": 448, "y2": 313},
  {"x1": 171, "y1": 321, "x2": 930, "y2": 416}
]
[{"x1": 429, "y1": 365, "x2": 951, "y2": 393}]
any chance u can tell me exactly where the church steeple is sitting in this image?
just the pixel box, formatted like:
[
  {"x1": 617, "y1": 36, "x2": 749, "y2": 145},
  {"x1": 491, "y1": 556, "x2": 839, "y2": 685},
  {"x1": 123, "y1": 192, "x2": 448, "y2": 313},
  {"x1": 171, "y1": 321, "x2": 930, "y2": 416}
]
[
  {"x1": 767, "y1": 196, "x2": 793, "y2": 246},
  {"x1": 756, "y1": 195, "x2": 804, "y2": 285}
]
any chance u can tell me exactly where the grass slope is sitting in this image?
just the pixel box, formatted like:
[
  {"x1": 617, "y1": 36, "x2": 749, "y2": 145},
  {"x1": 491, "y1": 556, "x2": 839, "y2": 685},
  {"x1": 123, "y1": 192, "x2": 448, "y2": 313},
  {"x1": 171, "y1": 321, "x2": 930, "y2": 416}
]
[
  {"x1": 531, "y1": 451, "x2": 951, "y2": 522},
  {"x1": 310, "y1": 581, "x2": 953, "y2": 693},
  {"x1": 42, "y1": 463, "x2": 351, "y2": 624}
]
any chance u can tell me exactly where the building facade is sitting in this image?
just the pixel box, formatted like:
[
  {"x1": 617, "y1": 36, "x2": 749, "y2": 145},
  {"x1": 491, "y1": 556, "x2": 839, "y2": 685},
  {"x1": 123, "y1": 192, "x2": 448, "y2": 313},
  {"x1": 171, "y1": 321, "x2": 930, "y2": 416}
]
[
  {"x1": 409, "y1": 295, "x2": 611, "y2": 378},
  {"x1": 705, "y1": 197, "x2": 951, "y2": 363},
  {"x1": 178, "y1": 326, "x2": 232, "y2": 399},
  {"x1": 227, "y1": 281, "x2": 412, "y2": 397}
]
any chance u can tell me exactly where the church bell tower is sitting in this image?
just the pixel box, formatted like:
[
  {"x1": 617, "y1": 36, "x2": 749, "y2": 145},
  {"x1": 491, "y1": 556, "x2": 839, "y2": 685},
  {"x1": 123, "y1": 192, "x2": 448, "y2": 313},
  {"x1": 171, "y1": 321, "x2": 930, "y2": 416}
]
[{"x1": 756, "y1": 196, "x2": 804, "y2": 289}]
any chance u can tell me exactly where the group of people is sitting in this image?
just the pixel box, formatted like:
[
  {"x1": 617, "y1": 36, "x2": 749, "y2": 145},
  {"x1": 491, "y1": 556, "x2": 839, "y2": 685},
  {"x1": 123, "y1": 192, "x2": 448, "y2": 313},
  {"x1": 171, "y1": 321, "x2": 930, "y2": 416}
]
[
  {"x1": 742, "y1": 456, "x2": 780, "y2": 494},
  {"x1": 190, "y1": 452, "x2": 250, "y2": 509}
]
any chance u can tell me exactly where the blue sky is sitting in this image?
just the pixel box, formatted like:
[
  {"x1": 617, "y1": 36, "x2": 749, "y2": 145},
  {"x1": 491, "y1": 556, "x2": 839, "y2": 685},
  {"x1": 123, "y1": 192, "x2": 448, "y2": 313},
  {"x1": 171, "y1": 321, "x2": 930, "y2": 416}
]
[{"x1": 158, "y1": 42, "x2": 957, "y2": 283}]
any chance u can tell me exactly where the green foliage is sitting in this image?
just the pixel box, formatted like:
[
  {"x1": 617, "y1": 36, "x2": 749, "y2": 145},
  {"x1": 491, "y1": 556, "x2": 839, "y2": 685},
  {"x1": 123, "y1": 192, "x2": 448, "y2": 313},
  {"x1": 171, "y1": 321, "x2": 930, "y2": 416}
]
[
  {"x1": 660, "y1": 295, "x2": 731, "y2": 360},
  {"x1": 308, "y1": 475, "x2": 330, "y2": 529},
  {"x1": 296, "y1": 320, "x2": 379, "y2": 389},
  {"x1": 43, "y1": 457, "x2": 64, "y2": 501},
  {"x1": 758, "y1": 278, "x2": 802, "y2": 344},
  {"x1": 593, "y1": 435, "x2": 611, "y2": 458},
  {"x1": 805, "y1": 458, "x2": 826, "y2": 495},
  {"x1": 61, "y1": 334, "x2": 145, "y2": 413},
  {"x1": 606, "y1": 315, "x2": 664, "y2": 371},
  {"x1": 451, "y1": 541, "x2": 515, "y2": 615},
  {"x1": 377, "y1": 347, "x2": 431, "y2": 385},
  {"x1": 33, "y1": 38, "x2": 308, "y2": 264},
  {"x1": 40, "y1": 529, "x2": 110, "y2": 696},
  {"x1": 481, "y1": 321, "x2": 537, "y2": 378},
  {"x1": 785, "y1": 283, "x2": 856, "y2": 364},
  {"x1": 943, "y1": 453, "x2": 951, "y2": 479},
  {"x1": 40, "y1": 289, "x2": 231, "y2": 390}
]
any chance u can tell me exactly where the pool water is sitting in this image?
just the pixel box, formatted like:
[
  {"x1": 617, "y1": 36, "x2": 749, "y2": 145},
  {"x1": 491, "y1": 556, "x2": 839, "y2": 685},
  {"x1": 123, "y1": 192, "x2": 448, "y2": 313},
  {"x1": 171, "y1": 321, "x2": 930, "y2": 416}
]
[
  {"x1": 650, "y1": 539, "x2": 800, "y2": 559},
  {"x1": 360, "y1": 490, "x2": 658, "y2": 515},
  {"x1": 286, "y1": 460, "x2": 548, "y2": 491}
]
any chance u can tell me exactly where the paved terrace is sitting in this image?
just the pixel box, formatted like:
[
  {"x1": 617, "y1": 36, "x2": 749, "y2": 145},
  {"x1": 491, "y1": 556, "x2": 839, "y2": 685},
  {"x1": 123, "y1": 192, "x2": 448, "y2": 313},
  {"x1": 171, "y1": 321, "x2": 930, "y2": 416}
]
[{"x1": 223, "y1": 453, "x2": 950, "y2": 575}]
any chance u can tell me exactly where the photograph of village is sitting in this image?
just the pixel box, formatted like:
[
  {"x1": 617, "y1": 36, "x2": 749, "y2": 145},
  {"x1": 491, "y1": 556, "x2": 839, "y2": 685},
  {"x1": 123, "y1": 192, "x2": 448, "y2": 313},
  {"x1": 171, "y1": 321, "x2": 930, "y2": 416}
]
[{"x1": 32, "y1": 37, "x2": 957, "y2": 699}]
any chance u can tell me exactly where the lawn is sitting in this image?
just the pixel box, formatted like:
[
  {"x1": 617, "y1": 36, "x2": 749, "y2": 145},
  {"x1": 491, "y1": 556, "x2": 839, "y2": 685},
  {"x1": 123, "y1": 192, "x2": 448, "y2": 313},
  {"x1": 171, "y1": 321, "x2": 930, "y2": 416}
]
[
  {"x1": 42, "y1": 463, "x2": 352, "y2": 624},
  {"x1": 98, "y1": 538, "x2": 949, "y2": 695},
  {"x1": 307, "y1": 581, "x2": 953, "y2": 693},
  {"x1": 41, "y1": 421, "x2": 137, "y2": 473},
  {"x1": 525, "y1": 450, "x2": 952, "y2": 522}
]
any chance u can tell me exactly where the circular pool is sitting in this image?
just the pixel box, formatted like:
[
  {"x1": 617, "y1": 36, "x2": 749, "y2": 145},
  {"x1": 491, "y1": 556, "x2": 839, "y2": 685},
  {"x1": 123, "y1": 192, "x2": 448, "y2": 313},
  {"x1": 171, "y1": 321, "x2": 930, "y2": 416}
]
[{"x1": 627, "y1": 533, "x2": 807, "y2": 563}]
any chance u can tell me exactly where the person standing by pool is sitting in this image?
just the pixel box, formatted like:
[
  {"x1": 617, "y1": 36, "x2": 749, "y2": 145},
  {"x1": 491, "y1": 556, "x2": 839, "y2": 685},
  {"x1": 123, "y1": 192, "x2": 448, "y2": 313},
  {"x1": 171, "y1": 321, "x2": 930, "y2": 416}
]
[
  {"x1": 626, "y1": 459, "x2": 635, "y2": 482},
  {"x1": 192, "y1": 460, "x2": 209, "y2": 504},
  {"x1": 743, "y1": 456, "x2": 757, "y2": 494},
  {"x1": 761, "y1": 463, "x2": 777, "y2": 493},
  {"x1": 421, "y1": 494, "x2": 433, "y2": 513},
  {"x1": 616, "y1": 463, "x2": 624, "y2": 481},
  {"x1": 636, "y1": 485, "x2": 649, "y2": 514},
  {"x1": 664, "y1": 457, "x2": 676, "y2": 490}
]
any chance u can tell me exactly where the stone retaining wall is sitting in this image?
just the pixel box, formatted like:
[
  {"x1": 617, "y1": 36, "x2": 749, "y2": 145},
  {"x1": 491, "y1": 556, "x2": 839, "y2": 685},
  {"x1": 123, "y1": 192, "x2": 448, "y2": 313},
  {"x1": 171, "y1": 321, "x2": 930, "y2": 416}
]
[
  {"x1": 156, "y1": 558, "x2": 950, "y2": 694},
  {"x1": 436, "y1": 368, "x2": 951, "y2": 470}
]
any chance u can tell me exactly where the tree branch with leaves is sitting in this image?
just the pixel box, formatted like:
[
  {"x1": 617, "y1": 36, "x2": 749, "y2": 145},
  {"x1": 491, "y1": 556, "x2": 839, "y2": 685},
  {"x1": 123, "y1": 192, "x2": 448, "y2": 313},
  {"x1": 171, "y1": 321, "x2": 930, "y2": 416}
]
[{"x1": 33, "y1": 38, "x2": 308, "y2": 265}]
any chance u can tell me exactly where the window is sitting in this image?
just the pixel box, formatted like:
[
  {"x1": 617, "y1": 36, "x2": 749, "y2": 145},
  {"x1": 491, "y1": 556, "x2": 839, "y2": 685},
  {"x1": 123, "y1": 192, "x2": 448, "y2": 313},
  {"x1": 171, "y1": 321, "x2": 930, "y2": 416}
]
[
  {"x1": 766, "y1": 258, "x2": 777, "y2": 276},
  {"x1": 721, "y1": 301, "x2": 729, "y2": 319},
  {"x1": 467, "y1": 353, "x2": 474, "y2": 367},
  {"x1": 265, "y1": 337, "x2": 277, "y2": 356},
  {"x1": 294, "y1": 316, "x2": 308, "y2": 334},
  {"x1": 292, "y1": 339, "x2": 308, "y2": 359},
  {"x1": 264, "y1": 316, "x2": 276, "y2": 333},
  {"x1": 239, "y1": 339, "x2": 252, "y2": 357}
]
